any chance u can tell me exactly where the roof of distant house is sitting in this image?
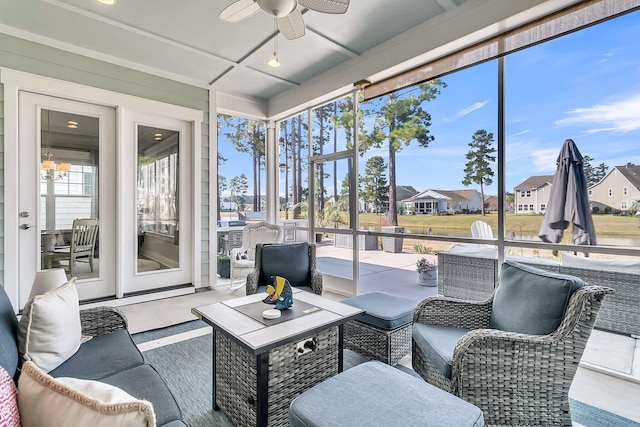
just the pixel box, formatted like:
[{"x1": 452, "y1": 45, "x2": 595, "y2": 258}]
[
  {"x1": 514, "y1": 175, "x2": 554, "y2": 190},
  {"x1": 612, "y1": 164, "x2": 640, "y2": 189},
  {"x1": 395, "y1": 185, "x2": 419, "y2": 201},
  {"x1": 436, "y1": 189, "x2": 479, "y2": 201},
  {"x1": 404, "y1": 189, "x2": 451, "y2": 202}
]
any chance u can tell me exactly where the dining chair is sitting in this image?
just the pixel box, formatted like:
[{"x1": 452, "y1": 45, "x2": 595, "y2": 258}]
[{"x1": 53, "y1": 218, "x2": 99, "y2": 277}]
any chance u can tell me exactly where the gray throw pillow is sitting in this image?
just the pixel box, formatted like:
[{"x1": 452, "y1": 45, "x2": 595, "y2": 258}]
[{"x1": 489, "y1": 261, "x2": 585, "y2": 335}]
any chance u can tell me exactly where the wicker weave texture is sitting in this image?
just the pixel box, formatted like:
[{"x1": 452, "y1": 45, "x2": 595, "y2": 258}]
[
  {"x1": 438, "y1": 252, "x2": 639, "y2": 336},
  {"x1": 344, "y1": 320, "x2": 412, "y2": 365},
  {"x1": 215, "y1": 327, "x2": 338, "y2": 426},
  {"x1": 413, "y1": 285, "x2": 613, "y2": 426},
  {"x1": 560, "y1": 266, "x2": 639, "y2": 336},
  {"x1": 79, "y1": 306, "x2": 128, "y2": 336},
  {"x1": 437, "y1": 253, "x2": 497, "y2": 301}
]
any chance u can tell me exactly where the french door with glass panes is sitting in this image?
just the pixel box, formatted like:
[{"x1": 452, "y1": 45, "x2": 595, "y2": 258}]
[{"x1": 18, "y1": 92, "x2": 116, "y2": 307}]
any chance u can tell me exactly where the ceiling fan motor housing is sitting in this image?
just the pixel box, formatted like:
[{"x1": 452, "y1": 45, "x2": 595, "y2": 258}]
[{"x1": 257, "y1": 0, "x2": 297, "y2": 17}]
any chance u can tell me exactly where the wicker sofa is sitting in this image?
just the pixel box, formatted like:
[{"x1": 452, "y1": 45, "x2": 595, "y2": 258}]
[
  {"x1": 437, "y1": 245, "x2": 639, "y2": 336},
  {"x1": 0, "y1": 285, "x2": 186, "y2": 426}
]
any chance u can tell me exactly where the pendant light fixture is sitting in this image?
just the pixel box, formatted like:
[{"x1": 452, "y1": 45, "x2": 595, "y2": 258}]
[{"x1": 267, "y1": 17, "x2": 281, "y2": 68}]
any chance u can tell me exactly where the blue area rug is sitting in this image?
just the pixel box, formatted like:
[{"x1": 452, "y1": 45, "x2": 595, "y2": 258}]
[{"x1": 134, "y1": 322, "x2": 640, "y2": 427}]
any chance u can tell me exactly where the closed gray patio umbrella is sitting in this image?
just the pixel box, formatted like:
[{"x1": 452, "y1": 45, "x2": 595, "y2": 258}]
[{"x1": 539, "y1": 138, "x2": 596, "y2": 247}]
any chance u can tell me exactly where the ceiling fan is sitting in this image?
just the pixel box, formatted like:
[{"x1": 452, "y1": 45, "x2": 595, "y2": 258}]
[{"x1": 219, "y1": 0, "x2": 350, "y2": 40}]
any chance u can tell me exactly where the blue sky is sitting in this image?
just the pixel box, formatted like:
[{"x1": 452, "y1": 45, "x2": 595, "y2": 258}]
[{"x1": 220, "y1": 10, "x2": 640, "y2": 199}]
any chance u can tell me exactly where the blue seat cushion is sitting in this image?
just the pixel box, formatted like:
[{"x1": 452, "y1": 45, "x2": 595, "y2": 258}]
[
  {"x1": 100, "y1": 364, "x2": 182, "y2": 426},
  {"x1": 49, "y1": 329, "x2": 144, "y2": 380},
  {"x1": 413, "y1": 323, "x2": 471, "y2": 379},
  {"x1": 289, "y1": 361, "x2": 484, "y2": 427},
  {"x1": 343, "y1": 292, "x2": 416, "y2": 330},
  {"x1": 0, "y1": 286, "x2": 19, "y2": 378},
  {"x1": 260, "y1": 243, "x2": 310, "y2": 288},
  {"x1": 490, "y1": 261, "x2": 586, "y2": 335}
]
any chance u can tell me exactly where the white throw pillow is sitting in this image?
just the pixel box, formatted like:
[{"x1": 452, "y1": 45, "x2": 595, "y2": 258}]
[
  {"x1": 18, "y1": 361, "x2": 156, "y2": 427},
  {"x1": 17, "y1": 278, "x2": 82, "y2": 372}
]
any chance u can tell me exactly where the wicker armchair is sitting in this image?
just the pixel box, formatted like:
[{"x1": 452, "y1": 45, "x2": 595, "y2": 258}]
[
  {"x1": 412, "y1": 261, "x2": 613, "y2": 426},
  {"x1": 246, "y1": 242, "x2": 322, "y2": 295}
]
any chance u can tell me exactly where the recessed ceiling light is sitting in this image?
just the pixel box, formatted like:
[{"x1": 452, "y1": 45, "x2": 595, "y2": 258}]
[
  {"x1": 67, "y1": 121, "x2": 78, "y2": 129},
  {"x1": 97, "y1": 0, "x2": 116, "y2": 5},
  {"x1": 154, "y1": 133, "x2": 162, "y2": 137}
]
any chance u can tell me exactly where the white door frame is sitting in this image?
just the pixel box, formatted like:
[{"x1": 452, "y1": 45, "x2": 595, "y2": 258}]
[
  {"x1": 2, "y1": 68, "x2": 202, "y2": 309},
  {"x1": 17, "y1": 92, "x2": 117, "y2": 307}
]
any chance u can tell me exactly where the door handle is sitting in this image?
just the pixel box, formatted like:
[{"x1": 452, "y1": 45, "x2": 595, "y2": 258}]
[{"x1": 20, "y1": 224, "x2": 35, "y2": 230}]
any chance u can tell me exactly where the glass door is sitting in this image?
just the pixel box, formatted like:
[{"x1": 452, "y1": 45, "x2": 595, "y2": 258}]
[
  {"x1": 118, "y1": 112, "x2": 193, "y2": 294},
  {"x1": 18, "y1": 92, "x2": 116, "y2": 307}
]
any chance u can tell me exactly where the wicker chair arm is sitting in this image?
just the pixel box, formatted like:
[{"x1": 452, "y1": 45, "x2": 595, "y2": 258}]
[
  {"x1": 245, "y1": 243, "x2": 265, "y2": 295},
  {"x1": 246, "y1": 270, "x2": 259, "y2": 295},
  {"x1": 80, "y1": 306, "x2": 128, "y2": 337},
  {"x1": 310, "y1": 270, "x2": 323, "y2": 295},
  {"x1": 450, "y1": 285, "x2": 614, "y2": 396},
  {"x1": 414, "y1": 295, "x2": 493, "y2": 329}
]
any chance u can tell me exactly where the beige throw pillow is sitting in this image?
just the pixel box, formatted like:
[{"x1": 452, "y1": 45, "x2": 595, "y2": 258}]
[
  {"x1": 18, "y1": 278, "x2": 82, "y2": 372},
  {"x1": 18, "y1": 361, "x2": 156, "y2": 427}
]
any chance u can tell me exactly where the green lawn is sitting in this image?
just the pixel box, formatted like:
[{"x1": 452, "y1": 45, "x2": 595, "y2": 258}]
[{"x1": 357, "y1": 212, "x2": 640, "y2": 238}]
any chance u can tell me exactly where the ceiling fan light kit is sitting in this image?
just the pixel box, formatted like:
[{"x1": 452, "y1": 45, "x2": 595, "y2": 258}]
[{"x1": 220, "y1": 0, "x2": 349, "y2": 40}]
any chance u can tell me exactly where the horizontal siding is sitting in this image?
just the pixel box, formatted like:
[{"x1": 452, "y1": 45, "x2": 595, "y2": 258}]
[
  {"x1": 0, "y1": 33, "x2": 208, "y2": 111},
  {"x1": 0, "y1": 81, "x2": 4, "y2": 290},
  {"x1": 0, "y1": 34, "x2": 211, "y2": 291},
  {"x1": 200, "y1": 111, "x2": 211, "y2": 286}
]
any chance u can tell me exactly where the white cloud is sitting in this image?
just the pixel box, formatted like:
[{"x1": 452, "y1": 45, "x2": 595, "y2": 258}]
[
  {"x1": 555, "y1": 94, "x2": 640, "y2": 133},
  {"x1": 510, "y1": 129, "x2": 531, "y2": 137},
  {"x1": 454, "y1": 99, "x2": 489, "y2": 119},
  {"x1": 531, "y1": 149, "x2": 559, "y2": 172}
]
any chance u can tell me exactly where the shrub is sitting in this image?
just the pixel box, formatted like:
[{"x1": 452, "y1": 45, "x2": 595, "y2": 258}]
[{"x1": 413, "y1": 243, "x2": 435, "y2": 254}]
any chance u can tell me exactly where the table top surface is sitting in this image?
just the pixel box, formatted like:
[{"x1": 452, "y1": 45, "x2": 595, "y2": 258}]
[{"x1": 192, "y1": 290, "x2": 363, "y2": 354}]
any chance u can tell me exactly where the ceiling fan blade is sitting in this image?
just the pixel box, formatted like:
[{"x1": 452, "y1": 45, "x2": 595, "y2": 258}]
[
  {"x1": 219, "y1": 0, "x2": 260, "y2": 23},
  {"x1": 299, "y1": 0, "x2": 349, "y2": 14},
  {"x1": 277, "y1": 9, "x2": 305, "y2": 40}
]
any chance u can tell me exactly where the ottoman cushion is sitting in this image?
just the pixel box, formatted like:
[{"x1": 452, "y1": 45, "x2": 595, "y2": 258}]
[
  {"x1": 289, "y1": 361, "x2": 484, "y2": 427},
  {"x1": 343, "y1": 292, "x2": 416, "y2": 330}
]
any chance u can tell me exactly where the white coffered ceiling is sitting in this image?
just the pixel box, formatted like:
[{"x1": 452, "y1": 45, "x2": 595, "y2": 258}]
[{"x1": 0, "y1": 0, "x2": 581, "y2": 117}]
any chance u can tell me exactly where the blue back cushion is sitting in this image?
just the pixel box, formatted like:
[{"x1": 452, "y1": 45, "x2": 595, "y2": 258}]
[
  {"x1": 260, "y1": 243, "x2": 310, "y2": 288},
  {"x1": 489, "y1": 261, "x2": 585, "y2": 335},
  {"x1": 0, "y1": 286, "x2": 19, "y2": 378}
]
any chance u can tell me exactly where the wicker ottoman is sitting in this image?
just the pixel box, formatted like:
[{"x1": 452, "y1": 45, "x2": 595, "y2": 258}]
[
  {"x1": 289, "y1": 361, "x2": 485, "y2": 427},
  {"x1": 343, "y1": 292, "x2": 416, "y2": 365}
]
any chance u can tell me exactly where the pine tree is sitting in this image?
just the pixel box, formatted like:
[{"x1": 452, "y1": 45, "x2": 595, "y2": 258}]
[{"x1": 462, "y1": 129, "x2": 496, "y2": 216}]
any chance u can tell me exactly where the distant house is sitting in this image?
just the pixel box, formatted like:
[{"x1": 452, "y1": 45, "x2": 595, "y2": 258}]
[
  {"x1": 402, "y1": 190, "x2": 451, "y2": 214},
  {"x1": 513, "y1": 175, "x2": 553, "y2": 214},
  {"x1": 589, "y1": 164, "x2": 640, "y2": 213},
  {"x1": 369, "y1": 185, "x2": 418, "y2": 213},
  {"x1": 484, "y1": 195, "x2": 498, "y2": 212},
  {"x1": 436, "y1": 189, "x2": 483, "y2": 213}
]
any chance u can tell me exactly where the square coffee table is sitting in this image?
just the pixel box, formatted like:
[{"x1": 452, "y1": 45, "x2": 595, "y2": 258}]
[{"x1": 192, "y1": 289, "x2": 363, "y2": 427}]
